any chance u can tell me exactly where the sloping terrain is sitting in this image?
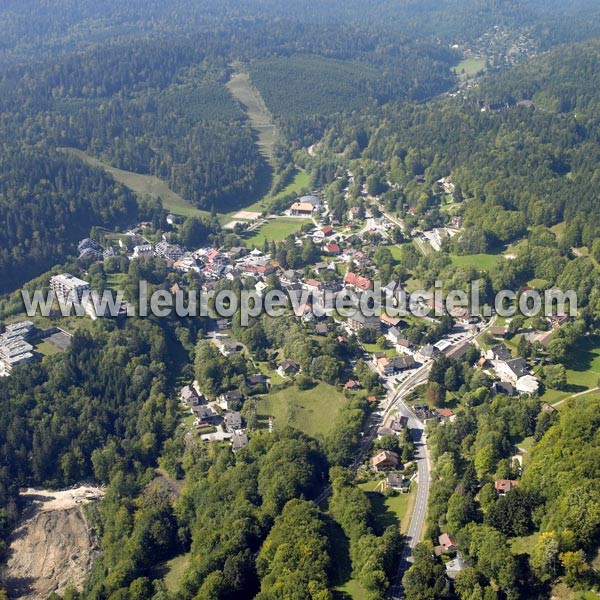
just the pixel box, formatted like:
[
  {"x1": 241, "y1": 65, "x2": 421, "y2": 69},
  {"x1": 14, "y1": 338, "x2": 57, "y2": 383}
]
[{"x1": 3, "y1": 489, "x2": 102, "y2": 599}]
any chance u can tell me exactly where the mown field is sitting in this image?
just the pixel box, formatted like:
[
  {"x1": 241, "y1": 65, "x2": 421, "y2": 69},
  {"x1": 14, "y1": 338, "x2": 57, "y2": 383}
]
[
  {"x1": 227, "y1": 68, "x2": 277, "y2": 164},
  {"x1": 540, "y1": 336, "x2": 600, "y2": 403},
  {"x1": 255, "y1": 382, "x2": 348, "y2": 438},
  {"x1": 239, "y1": 169, "x2": 311, "y2": 215},
  {"x1": 454, "y1": 57, "x2": 487, "y2": 79},
  {"x1": 450, "y1": 253, "x2": 502, "y2": 270},
  {"x1": 243, "y1": 217, "x2": 311, "y2": 247}
]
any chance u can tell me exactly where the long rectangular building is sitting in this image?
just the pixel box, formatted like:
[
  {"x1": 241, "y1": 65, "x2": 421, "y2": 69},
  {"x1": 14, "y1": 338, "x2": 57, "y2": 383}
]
[
  {"x1": 50, "y1": 273, "x2": 91, "y2": 302},
  {"x1": 0, "y1": 321, "x2": 35, "y2": 377}
]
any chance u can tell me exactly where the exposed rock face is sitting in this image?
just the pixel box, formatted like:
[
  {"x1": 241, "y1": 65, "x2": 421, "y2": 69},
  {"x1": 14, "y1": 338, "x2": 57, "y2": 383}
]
[{"x1": 3, "y1": 491, "x2": 100, "y2": 599}]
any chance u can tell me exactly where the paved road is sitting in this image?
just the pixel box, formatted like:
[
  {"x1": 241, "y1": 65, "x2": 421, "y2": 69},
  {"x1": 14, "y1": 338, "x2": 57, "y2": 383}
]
[
  {"x1": 383, "y1": 366, "x2": 432, "y2": 600},
  {"x1": 314, "y1": 324, "x2": 490, "y2": 594},
  {"x1": 387, "y1": 330, "x2": 494, "y2": 598}
]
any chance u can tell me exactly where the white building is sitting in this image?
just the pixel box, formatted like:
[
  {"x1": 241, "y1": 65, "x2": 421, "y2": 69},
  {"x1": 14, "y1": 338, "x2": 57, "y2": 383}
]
[
  {"x1": 50, "y1": 273, "x2": 91, "y2": 303},
  {"x1": 133, "y1": 244, "x2": 154, "y2": 258},
  {"x1": 0, "y1": 321, "x2": 35, "y2": 377}
]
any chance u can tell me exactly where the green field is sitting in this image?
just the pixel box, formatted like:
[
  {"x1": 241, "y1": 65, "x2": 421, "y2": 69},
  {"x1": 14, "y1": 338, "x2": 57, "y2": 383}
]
[
  {"x1": 274, "y1": 170, "x2": 311, "y2": 199},
  {"x1": 362, "y1": 342, "x2": 396, "y2": 358},
  {"x1": 359, "y1": 479, "x2": 415, "y2": 534},
  {"x1": 510, "y1": 533, "x2": 540, "y2": 557},
  {"x1": 60, "y1": 147, "x2": 212, "y2": 219},
  {"x1": 388, "y1": 244, "x2": 407, "y2": 261},
  {"x1": 454, "y1": 57, "x2": 486, "y2": 79},
  {"x1": 550, "y1": 222, "x2": 567, "y2": 238},
  {"x1": 255, "y1": 382, "x2": 348, "y2": 437},
  {"x1": 540, "y1": 336, "x2": 600, "y2": 403},
  {"x1": 450, "y1": 253, "x2": 502, "y2": 271},
  {"x1": 335, "y1": 578, "x2": 369, "y2": 600},
  {"x1": 106, "y1": 273, "x2": 128, "y2": 289},
  {"x1": 527, "y1": 278, "x2": 550, "y2": 289},
  {"x1": 243, "y1": 217, "x2": 311, "y2": 247}
]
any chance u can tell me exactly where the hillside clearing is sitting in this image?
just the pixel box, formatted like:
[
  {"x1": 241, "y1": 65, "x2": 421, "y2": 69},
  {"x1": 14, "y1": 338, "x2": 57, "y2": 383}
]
[{"x1": 60, "y1": 147, "x2": 211, "y2": 219}]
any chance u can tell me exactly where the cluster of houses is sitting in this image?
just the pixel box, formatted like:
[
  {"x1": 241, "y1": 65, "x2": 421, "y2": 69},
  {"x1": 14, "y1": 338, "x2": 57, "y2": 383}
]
[
  {"x1": 180, "y1": 384, "x2": 249, "y2": 452},
  {"x1": 369, "y1": 448, "x2": 414, "y2": 493},
  {"x1": 78, "y1": 238, "x2": 117, "y2": 261},
  {"x1": 481, "y1": 343, "x2": 540, "y2": 396}
]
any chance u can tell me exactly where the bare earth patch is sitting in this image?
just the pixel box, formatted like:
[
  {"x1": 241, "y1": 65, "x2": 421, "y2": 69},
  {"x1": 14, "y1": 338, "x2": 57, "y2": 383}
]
[
  {"x1": 2, "y1": 487, "x2": 104, "y2": 599},
  {"x1": 232, "y1": 210, "x2": 262, "y2": 220}
]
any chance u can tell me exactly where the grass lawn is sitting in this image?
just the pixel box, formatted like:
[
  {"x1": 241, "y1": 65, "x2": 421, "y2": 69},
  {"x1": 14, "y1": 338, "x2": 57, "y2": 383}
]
[
  {"x1": 34, "y1": 340, "x2": 63, "y2": 357},
  {"x1": 227, "y1": 68, "x2": 276, "y2": 164},
  {"x1": 440, "y1": 201, "x2": 463, "y2": 215},
  {"x1": 243, "y1": 217, "x2": 311, "y2": 247},
  {"x1": 274, "y1": 170, "x2": 311, "y2": 199},
  {"x1": 405, "y1": 277, "x2": 424, "y2": 293},
  {"x1": 510, "y1": 533, "x2": 540, "y2": 557},
  {"x1": 362, "y1": 342, "x2": 396, "y2": 358},
  {"x1": 540, "y1": 336, "x2": 600, "y2": 403},
  {"x1": 550, "y1": 222, "x2": 566, "y2": 238},
  {"x1": 106, "y1": 273, "x2": 128, "y2": 289},
  {"x1": 159, "y1": 553, "x2": 190, "y2": 594},
  {"x1": 388, "y1": 244, "x2": 408, "y2": 262},
  {"x1": 238, "y1": 169, "x2": 312, "y2": 216},
  {"x1": 255, "y1": 382, "x2": 347, "y2": 437},
  {"x1": 335, "y1": 579, "x2": 369, "y2": 600},
  {"x1": 358, "y1": 479, "x2": 415, "y2": 534},
  {"x1": 527, "y1": 278, "x2": 550, "y2": 289},
  {"x1": 450, "y1": 253, "x2": 502, "y2": 271},
  {"x1": 515, "y1": 435, "x2": 539, "y2": 467},
  {"x1": 517, "y1": 436, "x2": 536, "y2": 456},
  {"x1": 255, "y1": 361, "x2": 286, "y2": 386},
  {"x1": 454, "y1": 57, "x2": 486, "y2": 79}
]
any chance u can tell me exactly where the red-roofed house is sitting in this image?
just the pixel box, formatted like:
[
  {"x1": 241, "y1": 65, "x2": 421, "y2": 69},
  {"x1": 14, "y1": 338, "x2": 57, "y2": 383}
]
[
  {"x1": 344, "y1": 272, "x2": 373, "y2": 291},
  {"x1": 438, "y1": 533, "x2": 458, "y2": 552},
  {"x1": 436, "y1": 408, "x2": 456, "y2": 422},
  {"x1": 494, "y1": 479, "x2": 519, "y2": 496},
  {"x1": 314, "y1": 226, "x2": 334, "y2": 239},
  {"x1": 344, "y1": 380, "x2": 362, "y2": 391},
  {"x1": 257, "y1": 263, "x2": 277, "y2": 276},
  {"x1": 324, "y1": 243, "x2": 341, "y2": 255},
  {"x1": 371, "y1": 451, "x2": 399, "y2": 472}
]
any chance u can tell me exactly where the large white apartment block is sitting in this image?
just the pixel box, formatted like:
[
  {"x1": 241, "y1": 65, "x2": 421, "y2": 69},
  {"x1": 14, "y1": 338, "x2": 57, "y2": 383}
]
[
  {"x1": 0, "y1": 321, "x2": 35, "y2": 377},
  {"x1": 50, "y1": 273, "x2": 91, "y2": 303}
]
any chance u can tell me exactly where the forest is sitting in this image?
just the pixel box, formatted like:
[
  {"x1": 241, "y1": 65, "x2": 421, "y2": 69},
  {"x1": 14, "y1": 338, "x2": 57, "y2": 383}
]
[
  {"x1": 310, "y1": 40, "x2": 600, "y2": 254},
  {"x1": 0, "y1": 1, "x2": 600, "y2": 599},
  {"x1": 0, "y1": 147, "x2": 137, "y2": 292},
  {"x1": 403, "y1": 388, "x2": 599, "y2": 600}
]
